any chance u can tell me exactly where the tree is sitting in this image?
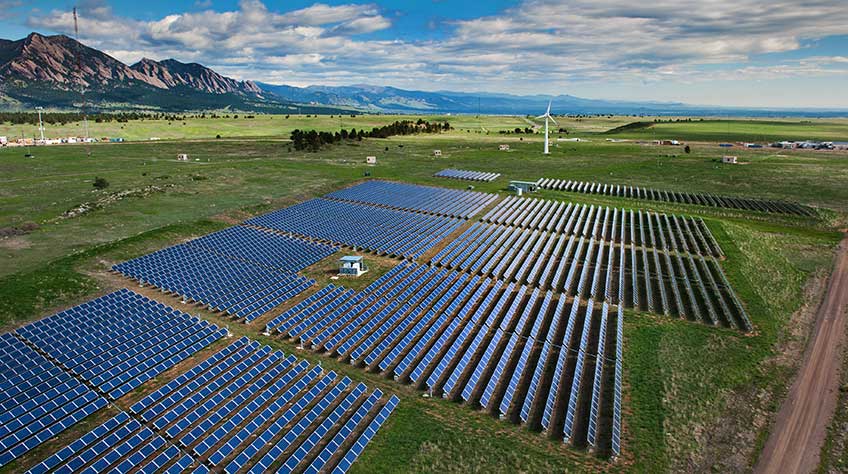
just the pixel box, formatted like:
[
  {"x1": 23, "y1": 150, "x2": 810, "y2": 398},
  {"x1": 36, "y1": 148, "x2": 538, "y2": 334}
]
[{"x1": 93, "y1": 177, "x2": 110, "y2": 190}]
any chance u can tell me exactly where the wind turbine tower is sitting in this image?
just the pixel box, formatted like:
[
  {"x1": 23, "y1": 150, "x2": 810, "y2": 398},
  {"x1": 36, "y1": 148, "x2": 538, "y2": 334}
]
[{"x1": 536, "y1": 101, "x2": 557, "y2": 154}]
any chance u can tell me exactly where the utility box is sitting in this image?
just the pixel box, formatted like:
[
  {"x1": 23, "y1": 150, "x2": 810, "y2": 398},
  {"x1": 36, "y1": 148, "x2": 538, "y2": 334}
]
[
  {"x1": 433, "y1": 149, "x2": 442, "y2": 157},
  {"x1": 177, "y1": 153, "x2": 189, "y2": 161},
  {"x1": 366, "y1": 156, "x2": 377, "y2": 165},
  {"x1": 509, "y1": 180, "x2": 539, "y2": 194},
  {"x1": 722, "y1": 155, "x2": 738, "y2": 164},
  {"x1": 339, "y1": 256, "x2": 368, "y2": 277}
]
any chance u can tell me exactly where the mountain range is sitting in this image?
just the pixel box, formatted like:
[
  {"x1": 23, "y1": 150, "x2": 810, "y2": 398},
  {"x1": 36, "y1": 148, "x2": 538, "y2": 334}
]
[
  {"x1": 1, "y1": 32, "x2": 845, "y2": 116},
  {"x1": 0, "y1": 33, "x2": 337, "y2": 113}
]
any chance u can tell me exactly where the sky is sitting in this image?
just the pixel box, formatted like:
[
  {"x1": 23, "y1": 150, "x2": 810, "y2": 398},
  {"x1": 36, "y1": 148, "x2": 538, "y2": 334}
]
[{"x1": 2, "y1": 0, "x2": 848, "y2": 108}]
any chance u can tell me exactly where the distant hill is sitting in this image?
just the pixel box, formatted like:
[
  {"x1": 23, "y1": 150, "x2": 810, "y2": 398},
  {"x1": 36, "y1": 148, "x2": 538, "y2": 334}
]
[
  {"x1": 257, "y1": 82, "x2": 848, "y2": 117},
  {"x1": 0, "y1": 33, "x2": 341, "y2": 113}
]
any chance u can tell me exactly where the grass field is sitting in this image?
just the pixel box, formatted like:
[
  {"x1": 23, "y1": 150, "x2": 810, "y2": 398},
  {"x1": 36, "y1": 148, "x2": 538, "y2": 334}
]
[
  {"x1": 0, "y1": 114, "x2": 535, "y2": 142},
  {"x1": 12, "y1": 113, "x2": 847, "y2": 144},
  {"x1": 1, "y1": 115, "x2": 846, "y2": 473},
  {"x1": 603, "y1": 118, "x2": 848, "y2": 143}
]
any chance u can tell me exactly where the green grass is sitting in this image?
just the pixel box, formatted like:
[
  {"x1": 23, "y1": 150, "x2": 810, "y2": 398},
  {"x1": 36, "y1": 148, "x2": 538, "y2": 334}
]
[
  {"x1": 1, "y1": 115, "x2": 846, "y2": 473},
  {"x1": 0, "y1": 114, "x2": 533, "y2": 142},
  {"x1": 602, "y1": 118, "x2": 848, "y2": 143},
  {"x1": 625, "y1": 219, "x2": 839, "y2": 472}
]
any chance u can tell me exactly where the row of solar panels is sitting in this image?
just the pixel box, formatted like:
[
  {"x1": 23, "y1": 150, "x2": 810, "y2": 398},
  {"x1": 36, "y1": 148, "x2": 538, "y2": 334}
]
[
  {"x1": 325, "y1": 180, "x2": 496, "y2": 219},
  {"x1": 0, "y1": 290, "x2": 225, "y2": 468},
  {"x1": 188, "y1": 225, "x2": 338, "y2": 272},
  {"x1": 0, "y1": 334, "x2": 107, "y2": 468},
  {"x1": 246, "y1": 198, "x2": 463, "y2": 260},
  {"x1": 536, "y1": 177, "x2": 814, "y2": 217},
  {"x1": 114, "y1": 244, "x2": 317, "y2": 323},
  {"x1": 17, "y1": 289, "x2": 226, "y2": 399},
  {"x1": 432, "y1": 217, "x2": 750, "y2": 330},
  {"x1": 435, "y1": 169, "x2": 501, "y2": 182},
  {"x1": 266, "y1": 262, "x2": 623, "y2": 457},
  {"x1": 23, "y1": 337, "x2": 398, "y2": 473},
  {"x1": 481, "y1": 197, "x2": 723, "y2": 258}
]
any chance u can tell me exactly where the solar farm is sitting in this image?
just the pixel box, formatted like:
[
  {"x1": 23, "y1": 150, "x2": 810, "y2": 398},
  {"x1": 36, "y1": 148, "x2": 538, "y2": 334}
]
[{"x1": 2, "y1": 116, "x2": 847, "y2": 473}]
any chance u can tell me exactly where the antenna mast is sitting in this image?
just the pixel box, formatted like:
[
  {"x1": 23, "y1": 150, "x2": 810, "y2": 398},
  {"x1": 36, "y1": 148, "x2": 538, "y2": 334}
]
[{"x1": 73, "y1": 7, "x2": 91, "y2": 157}]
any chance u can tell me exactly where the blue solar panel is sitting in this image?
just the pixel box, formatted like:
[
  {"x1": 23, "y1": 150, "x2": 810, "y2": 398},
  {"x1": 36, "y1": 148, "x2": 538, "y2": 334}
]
[
  {"x1": 113, "y1": 230, "x2": 325, "y2": 322},
  {"x1": 325, "y1": 180, "x2": 495, "y2": 218},
  {"x1": 246, "y1": 197, "x2": 464, "y2": 259}
]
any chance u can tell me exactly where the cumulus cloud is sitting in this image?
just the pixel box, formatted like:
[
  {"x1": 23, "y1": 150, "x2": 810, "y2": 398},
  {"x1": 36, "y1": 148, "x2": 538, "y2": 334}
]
[{"x1": 22, "y1": 0, "x2": 848, "y2": 97}]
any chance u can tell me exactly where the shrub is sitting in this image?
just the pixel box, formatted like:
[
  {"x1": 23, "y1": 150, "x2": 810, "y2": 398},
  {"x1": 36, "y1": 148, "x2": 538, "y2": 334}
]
[{"x1": 93, "y1": 177, "x2": 109, "y2": 190}]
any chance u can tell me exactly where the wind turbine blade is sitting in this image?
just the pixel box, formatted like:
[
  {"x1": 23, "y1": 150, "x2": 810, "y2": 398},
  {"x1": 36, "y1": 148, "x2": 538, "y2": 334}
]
[
  {"x1": 535, "y1": 114, "x2": 547, "y2": 119},
  {"x1": 546, "y1": 100, "x2": 552, "y2": 115},
  {"x1": 549, "y1": 115, "x2": 558, "y2": 125}
]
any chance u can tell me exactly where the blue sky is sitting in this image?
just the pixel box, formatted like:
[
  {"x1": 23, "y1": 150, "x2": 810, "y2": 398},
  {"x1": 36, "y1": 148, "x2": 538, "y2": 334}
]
[{"x1": 3, "y1": 0, "x2": 848, "y2": 108}]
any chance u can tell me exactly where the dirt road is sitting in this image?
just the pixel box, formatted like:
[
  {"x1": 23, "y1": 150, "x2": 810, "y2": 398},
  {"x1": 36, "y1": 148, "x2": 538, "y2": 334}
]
[{"x1": 756, "y1": 234, "x2": 848, "y2": 474}]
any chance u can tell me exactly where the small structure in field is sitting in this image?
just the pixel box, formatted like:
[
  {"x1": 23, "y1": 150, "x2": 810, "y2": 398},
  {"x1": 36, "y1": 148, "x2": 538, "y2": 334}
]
[
  {"x1": 177, "y1": 153, "x2": 189, "y2": 161},
  {"x1": 499, "y1": 144, "x2": 510, "y2": 151},
  {"x1": 433, "y1": 149, "x2": 442, "y2": 157},
  {"x1": 722, "y1": 155, "x2": 738, "y2": 164},
  {"x1": 366, "y1": 156, "x2": 377, "y2": 165},
  {"x1": 509, "y1": 180, "x2": 539, "y2": 195},
  {"x1": 339, "y1": 256, "x2": 368, "y2": 277}
]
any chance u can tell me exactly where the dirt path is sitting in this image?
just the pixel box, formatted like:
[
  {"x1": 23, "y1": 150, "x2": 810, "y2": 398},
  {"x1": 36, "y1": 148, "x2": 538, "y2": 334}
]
[{"x1": 756, "y1": 233, "x2": 848, "y2": 474}]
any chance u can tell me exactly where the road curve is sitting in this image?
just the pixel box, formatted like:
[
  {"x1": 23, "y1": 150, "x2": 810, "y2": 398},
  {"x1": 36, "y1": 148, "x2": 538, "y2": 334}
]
[{"x1": 755, "y1": 233, "x2": 848, "y2": 474}]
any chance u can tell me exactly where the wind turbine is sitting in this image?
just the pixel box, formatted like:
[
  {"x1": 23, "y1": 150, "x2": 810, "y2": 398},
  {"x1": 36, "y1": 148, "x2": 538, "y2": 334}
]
[{"x1": 537, "y1": 100, "x2": 557, "y2": 154}]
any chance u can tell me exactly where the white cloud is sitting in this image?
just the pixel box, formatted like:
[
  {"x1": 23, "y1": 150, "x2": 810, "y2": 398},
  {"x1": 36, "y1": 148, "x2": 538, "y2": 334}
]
[{"x1": 21, "y1": 0, "x2": 848, "y2": 104}]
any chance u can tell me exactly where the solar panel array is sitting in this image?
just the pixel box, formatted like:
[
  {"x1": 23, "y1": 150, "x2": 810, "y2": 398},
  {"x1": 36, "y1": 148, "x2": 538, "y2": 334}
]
[
  {"x1": 433, "y1": 201, "x2": 750, "y2": 330},
  {"x1": 26, "y1": 337, "x2": 399, "y2": 473},
  {"x1": 0, "y1": 334, "x2": 107, "y2": 468},
  {"x1": 246, "y1": 198, "x2": 464, "y2": 259},
  {"x1": 435, "y1": 169, "x2": 501, "y2": 182},
  {"x1": 0, "y1": 290, "x2": 225, "y2": 468},
  {"x1": 18, "y1": 290, "x2": 227, "y2": 400},
  {"x1": 325, "y1": 180, "x2": 497, "y2": 218},
  {"x1": 536, "y1": 178, "x2": 814, "y2": 217},
  {"x1": 114, "y1": 226, "x2": 332, "y2": 322},
  {"x1": 266, "y1": 261, "x2": 624, "y2": 457},
  {"x1": 482, "y1": 197, "x2": 722, "y2": 258},
  {"x1": 190, "y1": 226, "x2": 337, "y2": 272}
]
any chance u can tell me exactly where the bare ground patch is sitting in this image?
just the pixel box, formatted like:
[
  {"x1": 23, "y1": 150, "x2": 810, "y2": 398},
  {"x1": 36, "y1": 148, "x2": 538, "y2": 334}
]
[{"x1": 0, "y1": 236, "x2": 31, "y2": 250}]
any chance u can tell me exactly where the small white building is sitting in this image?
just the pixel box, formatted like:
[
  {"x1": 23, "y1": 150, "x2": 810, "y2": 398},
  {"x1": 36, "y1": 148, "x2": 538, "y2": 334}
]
[
  {"x1": 0, "y1": 136, "x2": 7, "y2": 145},
  {"x1": 722, "y1": 155, "x2": 738, "y2": 164},
  {"x1": 499, "y1": 144, "x2": 510, "y2": 151},
  {"x1": 339, "y1": 256, "x2": 368, "y2": 277},
  {"x1": 177, "y1": 153, "x2": 189, "y2": 161},
  {"x1": 433, "y1": 149, "x2": 442, "y2": 157},
  {"x1": 366, "y1": 156, "x2": 377, "y2": 165}
]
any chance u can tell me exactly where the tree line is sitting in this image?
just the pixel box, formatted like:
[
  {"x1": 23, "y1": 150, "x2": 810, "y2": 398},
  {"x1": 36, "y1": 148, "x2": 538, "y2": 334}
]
[
  {"x1": 290, "y1": 119, "x2": 451, "y2": 152},
  {"x1": 0, "y1": 111, "x2": 194, "y2": 125}
]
